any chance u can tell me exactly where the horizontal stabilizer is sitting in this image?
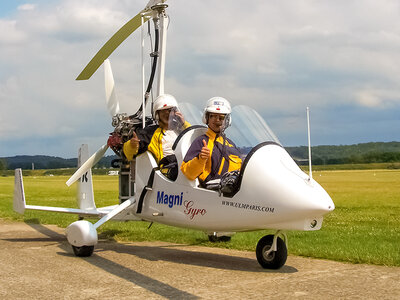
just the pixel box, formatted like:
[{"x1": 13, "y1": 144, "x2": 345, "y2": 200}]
[
  {"x1": 13, "y1": 168, "x2": 119, "y2": 218},
  {"x1": 23, "y1": 205, "x2": 110, "y2": 217}
]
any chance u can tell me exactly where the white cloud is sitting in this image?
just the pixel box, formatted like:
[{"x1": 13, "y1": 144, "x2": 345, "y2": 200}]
[
  {"x1": 1, "y1": 0, "x2": 400, "y2": 156},
  {"x1": 18, "y1": 4, "x2": 36, "y2": 11},
  {"x1": 356, "y1": 91, "x2": 382, "y2": 108},
  {"x1": 0, "y1": 20, "x2": 26, "y2": 44},
  {"x1": 355, "y1": 88, "x2": 400, "y2": 108}
]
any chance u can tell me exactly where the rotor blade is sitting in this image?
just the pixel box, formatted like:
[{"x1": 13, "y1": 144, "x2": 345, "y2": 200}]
[
  {"x1": 76, "y1": 11, "x2": 148, "y2": 80},
  {"x1": 104, "y1": 59, "x2": 120, "y2": 116},
  {"x1": 66, "y1": 144, "x2": 109, "y2": 187}
]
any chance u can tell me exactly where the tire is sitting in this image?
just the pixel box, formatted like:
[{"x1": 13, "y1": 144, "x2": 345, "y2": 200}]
[
  {"x1": 208, "y1": 235, "x2": 232, "y2": 242},
  {"x1": 256, "y1": 235, "x2": 287, "y2": 269},
  {"x1": 72, "y1": 245, "x2": 94, "y2": 257}
]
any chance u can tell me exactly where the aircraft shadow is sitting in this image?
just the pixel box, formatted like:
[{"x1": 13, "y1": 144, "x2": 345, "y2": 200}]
[
  {"x1": 5, "y1": 221, "x2": 297, "y2": 298},
  {"x1": 8, "y1": 222, "x2": 198, "y2": 299},
  {"x1": 15, "y1": 221, "x2": 298, "y2": 274},
  {"x1": 2, "y1": 220, "x2": 66, "y2": 243},
  {"x1": 97, "y1": 242, "x2": 298, "y2": 274}
]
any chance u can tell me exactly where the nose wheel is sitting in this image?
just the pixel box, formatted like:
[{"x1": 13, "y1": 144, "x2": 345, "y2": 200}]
[
  {"x1": 256, "y1": 232, "x2": 287, "y2": 269},
  {"x1": 72, "y1": 245, "x2": 94, "y2": 257}
]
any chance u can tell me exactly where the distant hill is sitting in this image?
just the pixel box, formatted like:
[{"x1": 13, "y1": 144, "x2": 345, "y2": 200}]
[
  {"x1": 1, "y1": 141, "x2": 399, "y2": 169},
  {"x1": 1, "y1": 155, "x2": 118, "y2": 170},
  {"x1": 286, "y1": 141, "x2": 400, "y2": 165},
  {"x1": 2, "y1": 155, "x2": 77, "y2": 170}
]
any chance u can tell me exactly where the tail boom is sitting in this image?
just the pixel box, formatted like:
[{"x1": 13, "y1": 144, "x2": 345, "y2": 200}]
[{"x1": 13, "y1": 168, "x2": 108, "y2": 217}]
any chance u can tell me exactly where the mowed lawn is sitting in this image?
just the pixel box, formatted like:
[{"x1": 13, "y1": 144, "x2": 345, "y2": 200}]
[
  {"x1": 289, "y1": 169, "x2": 400, "y2": 266},
  {"x1": 0, "y1": 169, "x2": 399, "y2": 266}
]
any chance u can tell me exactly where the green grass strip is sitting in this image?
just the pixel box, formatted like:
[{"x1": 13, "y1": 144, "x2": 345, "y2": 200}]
[{"x1": 1, "y1": 170, "x2": 399, "y2": 266}]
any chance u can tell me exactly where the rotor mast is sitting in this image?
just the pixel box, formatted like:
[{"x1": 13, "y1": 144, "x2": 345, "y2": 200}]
[{"x1": 151, "y1": 3, "x2": 168, "y2": 98}]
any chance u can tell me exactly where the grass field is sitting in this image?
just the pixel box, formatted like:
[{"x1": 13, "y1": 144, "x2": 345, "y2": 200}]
[
  {"x1": 1, "y1": 170, "x2": 399, "y2": 267},
  {"x1": 0, "y1": 162, "x2": 399, "y2": 177}
]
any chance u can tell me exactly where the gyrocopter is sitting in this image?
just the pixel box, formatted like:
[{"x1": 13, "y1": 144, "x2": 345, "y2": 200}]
[{"x1": 13, "y1": 0, "x2": 335, "y2": 269}]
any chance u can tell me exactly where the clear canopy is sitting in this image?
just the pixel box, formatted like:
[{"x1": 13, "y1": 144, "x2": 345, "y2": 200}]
[{"x1": 179, "y1": 103, "x2": 281, "y2": 153}]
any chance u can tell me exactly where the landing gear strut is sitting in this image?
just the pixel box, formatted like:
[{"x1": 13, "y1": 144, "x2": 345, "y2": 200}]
[
  {"x1": 208, "y1": 235, "x2": 231, "y2": 242},
  {"x1": 256, "y1": 231, "x2": 287, "y2": 269},
  {"x1": 207, "y1": 232, "x2": 234, "y2": 242}
]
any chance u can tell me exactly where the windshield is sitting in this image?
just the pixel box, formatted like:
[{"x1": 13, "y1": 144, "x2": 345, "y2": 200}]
[{"x1": 179, "y1": 103, "x2": 281, "y2": 154}]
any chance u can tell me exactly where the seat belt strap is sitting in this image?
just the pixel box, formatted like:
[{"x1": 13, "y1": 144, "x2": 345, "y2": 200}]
[{"x1": 136, "y1": 167, "x2": 157, "y2": 214}]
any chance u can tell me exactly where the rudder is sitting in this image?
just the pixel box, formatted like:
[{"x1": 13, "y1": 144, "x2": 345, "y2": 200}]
[
  {"x1": 77, "y1": 144, "x2": 96, "y2": 210},
  {"x1": 13, "y1": 168, "x2": 26, "y2": 214}
]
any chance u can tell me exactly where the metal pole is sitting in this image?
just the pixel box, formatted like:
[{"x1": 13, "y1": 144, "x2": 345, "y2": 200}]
[
  {"x1": 141, "y1": 14, "x2": 146, "y2": 129},
  {"x1": 151, "y1": 4, "x2": 168, "y2": 97},
  {"x1": 307, "y1": 107, "x2": 312, "y2": 180}
]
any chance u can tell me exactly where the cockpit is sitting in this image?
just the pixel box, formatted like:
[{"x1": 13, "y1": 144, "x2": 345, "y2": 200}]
[
  {"x1": 121, "y1": 104, "x2": 286, "y2": 205},
  {"x1": 170, "y1": 104, "x2": 284, "y2": 196}
]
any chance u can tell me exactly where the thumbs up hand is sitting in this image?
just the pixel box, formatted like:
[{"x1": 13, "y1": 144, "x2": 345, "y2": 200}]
[
  {"x1": 199, "y1": 139, "x2": 210, "y2": 161},
  {"x1": 130, "y1": 131, "x2": 140, "y2": 151}
]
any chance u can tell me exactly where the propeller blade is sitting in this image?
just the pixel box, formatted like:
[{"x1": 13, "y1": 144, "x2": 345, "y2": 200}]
[
  {"x1": 104, "y1": 59, "x2": 120, "y2": 116},
  {"x1": 76, "y1": 11, "x2": 148, "y2": 81},
  {"x1": 66, "y1": 144, "x2": 109, "y2": 187}
]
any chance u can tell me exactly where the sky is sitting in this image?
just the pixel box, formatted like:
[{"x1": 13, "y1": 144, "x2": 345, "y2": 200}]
[{"x1": 1, "y1": 0, "x2": 400, "y2": 158}]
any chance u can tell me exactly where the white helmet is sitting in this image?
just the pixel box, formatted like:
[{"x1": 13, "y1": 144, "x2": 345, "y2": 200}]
[
  {"x1": 202, "y1": 97, "x2": 232, "y2": 125},
  {"x1": 152, "y1": 94, "x2": 178, "y2": 119}
]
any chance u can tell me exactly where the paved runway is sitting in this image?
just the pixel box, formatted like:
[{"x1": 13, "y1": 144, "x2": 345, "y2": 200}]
[{"x1": 0, "y1": 220, "x2": 399, "y2": 299}]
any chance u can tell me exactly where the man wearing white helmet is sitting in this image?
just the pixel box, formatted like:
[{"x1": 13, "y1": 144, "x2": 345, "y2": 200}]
[
  {"x1": 181, "y1": 97, "x2": 242, "y2": 185},
  {"x1": 123, "y1": 94, "x2": 190, "y2": 179}
]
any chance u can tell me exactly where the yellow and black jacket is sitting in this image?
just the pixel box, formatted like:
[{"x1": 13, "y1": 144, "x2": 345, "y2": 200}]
[
  {"x1": 123, "y1": 122, "x2": 190, "y2": 164},
  {"x1": 181, "y1": 128, "x2": 242, "y2": 184}
]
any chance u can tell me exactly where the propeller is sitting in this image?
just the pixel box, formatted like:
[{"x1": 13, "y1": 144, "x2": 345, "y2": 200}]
[
  {"x1": 66, "y1": 144, "x2": 108, "y2": 187},
  {"x1": 104, "y1": 59, "x2": 120, "y2": 116},
  {"x1": 76, "y1": 0, "x2": 167, "y2": 81},
  {"x1": 68, "y1": 1, "x2": 168, "y2": 186},
  {"x1": 66, "y1": 59, "x2": 119, "y2": 186}
]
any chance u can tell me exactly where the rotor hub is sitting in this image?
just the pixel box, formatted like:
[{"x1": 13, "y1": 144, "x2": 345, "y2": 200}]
[{"x1": 151, "y1": 3, "x2": 168, "y2": 12}]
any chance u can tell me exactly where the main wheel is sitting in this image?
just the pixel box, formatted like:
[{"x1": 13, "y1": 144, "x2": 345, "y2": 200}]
[
  {"x1": 256, "y1": 235, "x2": 287, "y2": 269},
  {"x1": 72, "y1": 245, "x2": 94, "y2": 257},
  {"x1": 208, "y1": 235, "x2": 231, "y2": 242}
]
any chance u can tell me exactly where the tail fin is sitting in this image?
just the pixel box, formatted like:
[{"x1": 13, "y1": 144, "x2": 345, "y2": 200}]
[
  {"x1": 77, "y1": 144, "x2": 96, "y2": 210},
  {"x1": 13, "y1": 163, "x2": 105, "y2": 218},
  {"x1": 13, "y1": 168, "x2": 26, "y2": 214}
]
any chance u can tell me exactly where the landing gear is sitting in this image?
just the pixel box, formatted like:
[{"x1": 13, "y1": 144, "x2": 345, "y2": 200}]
[
  {"x1": 256, "y1": 232, "x2": 287, "y2": 269},
  {"x1": 208, "y1": 235, "x2": 231, "y2": 242},
  {"x1": 72, "y1": 245, "x2": 95, "y2": 257},
  {"x1": 66, "y1": 220, "x2": 98, "y2": 257},
  {"x1": 207, "y1": 232, "x2": 234, "y2": 242}
]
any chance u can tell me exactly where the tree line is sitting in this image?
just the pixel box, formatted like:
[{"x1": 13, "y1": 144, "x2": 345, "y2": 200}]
[
  {"x1": 310, "y1": 151, "x2": 400, "y2": 165},
  {"x1": 1, "y1": 141, "x2": 400, "y2": 169},
  {"x1": 281, "y1": 141, "x2": 400, "y2": 165}
]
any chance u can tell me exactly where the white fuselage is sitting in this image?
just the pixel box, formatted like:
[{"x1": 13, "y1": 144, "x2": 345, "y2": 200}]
[{"x1": 128, "y1": 128, "x2": 334, "y2": 232}]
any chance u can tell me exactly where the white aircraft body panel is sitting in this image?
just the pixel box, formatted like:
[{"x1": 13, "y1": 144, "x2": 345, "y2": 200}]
[{"x1": 131, "y1": 128, "x2": 334, "y2": 232}]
